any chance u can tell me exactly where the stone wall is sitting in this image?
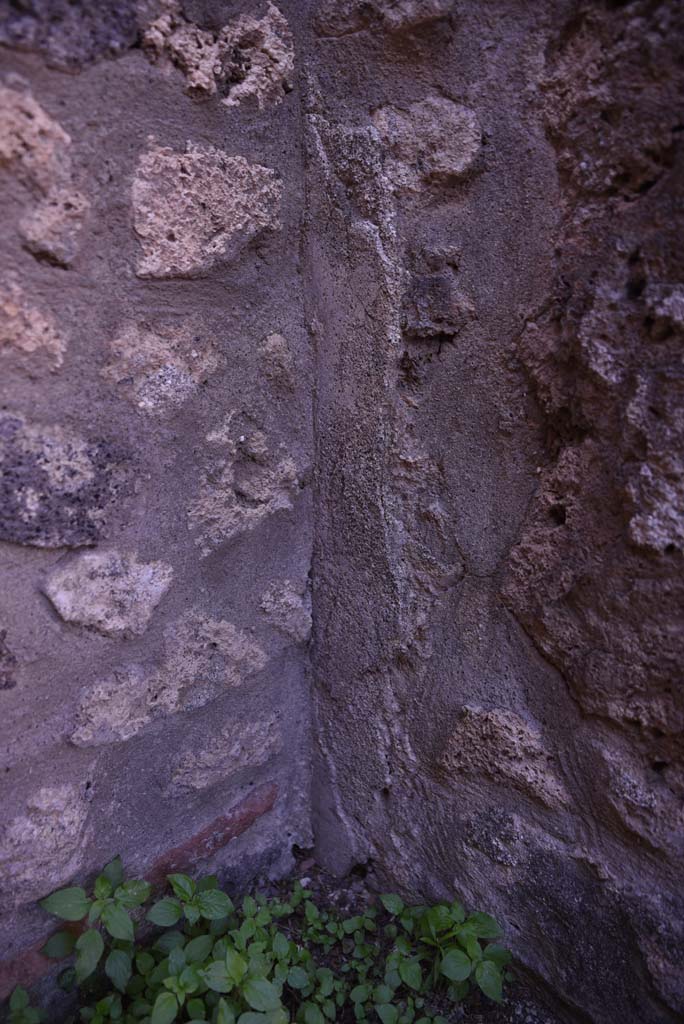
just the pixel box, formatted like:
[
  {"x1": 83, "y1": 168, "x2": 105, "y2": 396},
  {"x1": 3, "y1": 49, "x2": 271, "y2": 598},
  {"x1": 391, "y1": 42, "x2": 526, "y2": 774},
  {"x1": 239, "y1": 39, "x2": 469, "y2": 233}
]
[
  {"x1": 0, "y1": 0, "x2": 312, "y2": 1000},
  {"x1": 0, "y1": 3, "x2": 682, "y2": 1023}
]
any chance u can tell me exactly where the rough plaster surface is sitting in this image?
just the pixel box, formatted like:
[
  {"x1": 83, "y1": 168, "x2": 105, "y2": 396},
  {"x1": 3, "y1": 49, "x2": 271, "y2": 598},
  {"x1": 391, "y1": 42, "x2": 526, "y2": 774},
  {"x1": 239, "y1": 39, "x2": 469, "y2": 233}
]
[{"x1": 0, "y1": 3, "x2": 682, "y2": 1023}]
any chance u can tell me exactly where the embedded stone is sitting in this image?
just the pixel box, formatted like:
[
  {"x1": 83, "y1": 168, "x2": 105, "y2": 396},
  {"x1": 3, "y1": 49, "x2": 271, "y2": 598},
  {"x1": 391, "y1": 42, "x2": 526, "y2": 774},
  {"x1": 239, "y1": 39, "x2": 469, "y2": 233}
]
[
  {"x1": 132, "y1": 141, "x2": 282, "y2": 278},
  {"x1": 70, "y1": 613, "x2": 267, "y2": 746},
  {"x1": 373, "y1": 96, "x2": 481, "y2": 191},
  {"x1": 168, "y1": 716, "x2": 282, "y2": 793},
  {"x1": 0, "y1": 413, "x2": 127, "y2": 549},
  {"x1": 260, "y1": 580, "x2": 312, "y2": 643},
  {"x1": 258, "y1": 332, "x2": 296, "y2": 390},
  {"x1": 0, "y1": 785, "x2": 90, "y2": 907},
  {"x1": 0, "y1": 282, "x2": 66, "y2": 374},
  {"x1": 315, "y1": 0, "x2": 453, "y2": 37},
  {"x1": 188, "y1": 420, "x2": 299, "y2": 555},
  {"x1": 439, "y1": 705, "x2": 569, "y2": 808},
  {"x1": 102, "y1": 318, "x2": 219, "y2": 415},
  {"x1": 143, "y1": 1, "x2": 294, "y2": 109},
  {"x1": 44, "y1": 550, "x2": 173, "y2": 638},
  {"x1": 0, "y1": 1, "x2": 138, "y2": 70},
  {"x1": 0, "y1": 84, "x2": 89, "y2": 266}
]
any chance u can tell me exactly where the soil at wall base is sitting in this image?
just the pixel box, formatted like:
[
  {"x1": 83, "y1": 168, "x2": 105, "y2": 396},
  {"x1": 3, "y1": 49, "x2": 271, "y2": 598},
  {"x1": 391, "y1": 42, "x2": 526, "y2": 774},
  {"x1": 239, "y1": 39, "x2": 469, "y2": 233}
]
[{"x1": 258, "y1": 854, "x2": 565, "y2": 1024}]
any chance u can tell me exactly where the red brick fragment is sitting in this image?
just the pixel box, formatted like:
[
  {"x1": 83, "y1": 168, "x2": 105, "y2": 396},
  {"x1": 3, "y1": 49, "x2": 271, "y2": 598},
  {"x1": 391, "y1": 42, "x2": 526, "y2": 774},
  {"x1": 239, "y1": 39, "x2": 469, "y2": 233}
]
[{"x1": 147, "y1": 782, "x2": 278, "y2": 887}]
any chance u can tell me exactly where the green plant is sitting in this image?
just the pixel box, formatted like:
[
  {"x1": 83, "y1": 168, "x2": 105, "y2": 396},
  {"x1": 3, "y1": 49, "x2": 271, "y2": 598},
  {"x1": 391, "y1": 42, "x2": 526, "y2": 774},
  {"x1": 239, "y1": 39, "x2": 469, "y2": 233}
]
[{"x1": 6, "y1": 863, "x2": 512, "y2": 1024}]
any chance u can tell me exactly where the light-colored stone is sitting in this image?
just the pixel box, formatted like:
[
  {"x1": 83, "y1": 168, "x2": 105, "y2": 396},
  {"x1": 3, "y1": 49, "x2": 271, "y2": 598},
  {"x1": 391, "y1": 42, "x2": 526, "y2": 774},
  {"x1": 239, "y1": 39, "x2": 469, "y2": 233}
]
[
  {"x1": 70, "y1": 613, "x2": 268, "y2": 746},
  {"x1": 168, "y1": 715, "x2": 282, "y2": 793},
  {"x1": 143, "y1": 1, "x2": 294, "y2": 109},
  {"x1": 601, "y1": 745, "x2": 684, "y2": 857},
  {"x1": 260, "y1": 579, "x2": 311, "y2": 643},
  {"x1": 315, "y1": 0, "x2": 453, "y2": 36},
  {"x1": 258, "y1": 332, "x2": 295, "y2": 390},
  {"x1": 0, "y1": 785, "x2": 90, "y2": 907},
  {"x1": 0, "y1": 84, "x2": 89, "y2": 266},
  {"x1": 373, "y1": 96, "x2": 482, "y2": 192},
  {"x1": 133, "y1": 141, "x2": 282, "y2": 278},
  {"x1": 44, "y1": 550, "x2": 173, "y2": 638},
  {"x1": 439, "y1": 706, "x2": 569, "y2": 808},
  {"x1": 19, "y1": 186, "x2": 90, "y2": 267},
  {"x1": 0, "y1": 282, "x2": 66, "y2": 373},
  {"x1": 188, "y1": 418, "x2": 299, "y2": 555},
  {"x1": 102, "y1": 318, "x2": 219, "y2": 415}
]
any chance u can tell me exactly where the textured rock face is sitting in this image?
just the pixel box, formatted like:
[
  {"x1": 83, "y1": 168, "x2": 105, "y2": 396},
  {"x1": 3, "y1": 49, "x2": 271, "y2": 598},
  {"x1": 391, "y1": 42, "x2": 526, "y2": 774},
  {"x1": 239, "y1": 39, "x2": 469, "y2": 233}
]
[
  {"x1": 133, "y1": 142, "x2": 282, "y2": 278},
  {"x1": 0, "y1": 414, "x2": 127, "y2": 548},
  {"x1": 143, "y1": 1, "x2": 294, "y2": 109},
  {"x1": 0, "y1": 785, "x2": 91, "y2": 908},
  {"x1": 0, "y1": 3, "x2": 681, "y2": 1022},
  {"x1": 0, "y1": 83, "x2": 89, "y2": 266},
  {"x1": 0, "y1": 0, "x2": 311, "y2": 990},
  {"x1": 44, "y1": 550, "x2": 174, "y2": 638}
]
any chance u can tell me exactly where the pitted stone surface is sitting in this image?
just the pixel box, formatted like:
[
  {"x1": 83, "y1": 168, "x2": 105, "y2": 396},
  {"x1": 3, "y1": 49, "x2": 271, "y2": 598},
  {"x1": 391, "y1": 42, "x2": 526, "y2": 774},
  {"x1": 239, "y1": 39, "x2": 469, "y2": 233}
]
[
  {"x1": 133, "y1": 142, "x2": 282, "y2": 278},
  {"x1": 44, "y1": 550, "x2": 173, "y2": 638},
  {"x1": 314, "y1": 0, "x2": 453, "y2": 36},
  {"x1": 0, "y1": 84, "x2": 89, "y2": 266},
  {"x1": 167, "y1": 715, "x2": 281, "y2": 793},
  {"x1": 373, "y1": 97, "x2": 482, "y2": 191},
  {"x1": 439, "y1": 706, "x2": 569, "y2": 808},
  {"x1": 0, "y1": 414, "x2": 127, "y2": 548},
  {"x1": 69, "y1": 613, "x2": 268, "y2": 746},
  {"x1": 0, "y1": 784, "x2": 90, "y2": 908},
  {"x1": 0, "y1": 0, "x2": 138, "y2": 70},
  {"x1": 260, "y1": 579, "x2": 312, "y2": 644},
  {"x1": 0, "y1": 282, "x2": 65, "y2": 373},
  {"x1": 188, "y1": 418, "x2": 299, "y2": 555},
  {"x1": 102, "y1": 318, "x2": 219, "y2": 415},
  {"x1": 143, "y1": 1, "x2": 294, "y2": 109}
]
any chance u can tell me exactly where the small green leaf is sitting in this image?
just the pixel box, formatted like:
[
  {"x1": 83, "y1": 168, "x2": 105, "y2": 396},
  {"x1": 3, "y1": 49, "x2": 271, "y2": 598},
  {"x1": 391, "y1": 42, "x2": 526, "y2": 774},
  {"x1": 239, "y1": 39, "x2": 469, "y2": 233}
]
[
  {"x1": 105, "y1": 950, "x2": 131, "y2": 993},
  {"x1": 466, "y1": 913, "x2": 501, "y2": 939},
  {"x1": 225, "y1": 949, "x2": 247, "y2": 985},
  {"x1": 272, "y1": 932, "x2": 289, "y2": 959},
  {"x1": 376, "y1": 1006, "x2": 398, "y2": 1024},
  {"x1": 150, "y1": 991, "x2": 178, "y2": 1024},
  {"x1": 136, "y1": 951, "x2": 155, "y2": 975},
  {"x1": 94, "y1": 875, "x2": 113, "y2": 901},
  {"x1": 440, "y1": 947, "x2": 471, "y2": 982},
  {"x1": 41, "y1": 930, "x2": 76, "y2": 959},
  {"x1": 184, "y1": 934, "x2": 213, "y2": 963},
  {"x1": 115, "y1": 880, "x2": 151, "y2": 908},
  {"x1": 379, "y1": 895, "x2": 404, "y2": 916},
  {"x1": 483, "y1": 943, "x2": 512, "y2": 968},
  {"x1": 187, "y1": 998, "x2": 206, "y2": 1020},
  {"x1": 237, "y1": 1015, "x2": 268, "y2": 1024},
  {"x1": 102, "y1": 856, "x2": 124, "y2": 889},
  {"x1": 203, "y1": 961, "x2": 232, "y2": 993},
  {"x1": 168, "y1": 874, "x2": 195, "y2": 902},
  {"x1": 398, "y1": 959, "x2": 422, "y2": 992},
  {"x1": 350, "y1": 985, "x2": 370, "y2": 1004},
  {"x1": 216, "y1": 998, "x2": 235, "y2": 1024},
  {"x1": 287, "y1": 966, "x2": 309, "y2": 990},
  {"x1": 102, "y1": 903, "x2": 134, "y2": 942},
  {"x1": 197, "y1": 874, "x2": 219, "y2": 892},
  {"x1": 40, "y1": 887, "x2": 90, "y2": 922},
  {"x1": 243, "y1": 978, "x2": 281, "y2": 1012},
  {"x1": 10, "y1": 987, "x2": 29, "y2": 1011},
  {"x1": 197, "y1": 890, "x2": 233, "y2": 920},
  {"x1": 475, "y1": 960, "x2": 503, "y2": 1003},
  {"x1": 148, "y1": 898, "x2": 183, "y2": 927},
  {"x1": 75, "y1": 928, "x2": 104, "y2": 983},
  {"x1": 303, "y1": 1004, "x2": 325, "y2": 1024}
]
